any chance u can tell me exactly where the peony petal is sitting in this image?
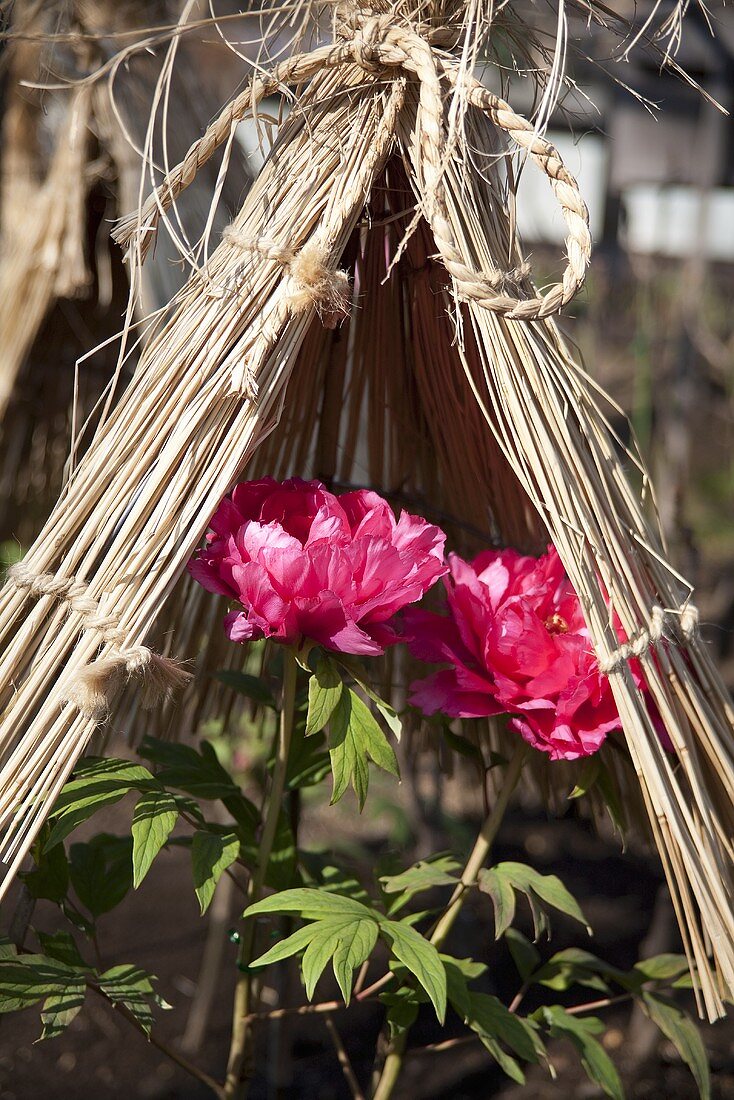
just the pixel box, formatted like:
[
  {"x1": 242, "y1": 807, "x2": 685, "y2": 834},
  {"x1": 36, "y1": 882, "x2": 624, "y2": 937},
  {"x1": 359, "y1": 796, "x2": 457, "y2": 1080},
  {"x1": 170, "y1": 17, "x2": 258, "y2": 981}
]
[{"x1": 409, "y1": 669, "x2": 505, "y2": 719}]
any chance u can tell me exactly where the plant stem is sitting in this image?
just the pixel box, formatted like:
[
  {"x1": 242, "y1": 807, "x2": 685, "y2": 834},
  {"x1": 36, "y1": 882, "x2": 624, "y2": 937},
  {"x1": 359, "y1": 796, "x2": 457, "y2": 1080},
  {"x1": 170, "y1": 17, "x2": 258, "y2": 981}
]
[
  {"x1": 88, "y1": 983, "x2": 225, "y2": 1098},
  {"x1": 429, "y1": 743, "x2": 529, "y2": 949},
  {"x1": 224, "y1": 649, "x2": 298, "y2": 1100},
  {"x1": 372, "y1": 742, "x2": 529, "y2": 1100}
]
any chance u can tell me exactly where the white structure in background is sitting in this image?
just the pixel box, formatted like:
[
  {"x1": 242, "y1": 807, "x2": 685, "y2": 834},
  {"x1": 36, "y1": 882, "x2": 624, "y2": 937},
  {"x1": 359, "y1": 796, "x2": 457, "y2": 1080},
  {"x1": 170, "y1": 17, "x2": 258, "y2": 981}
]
[
  {"x1": 514, "y1": 131, "x2": 608, "y2": 245},
  {"x1": 624, "y1": 186, "x2": 734, "y2": 261}
]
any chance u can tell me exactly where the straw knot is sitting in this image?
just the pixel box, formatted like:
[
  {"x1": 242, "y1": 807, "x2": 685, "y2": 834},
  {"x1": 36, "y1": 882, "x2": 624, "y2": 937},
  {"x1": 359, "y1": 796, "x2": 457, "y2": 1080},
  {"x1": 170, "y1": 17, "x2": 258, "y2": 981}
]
[
  {"x1": 348, "y1": 13, "x2": 395, "y2": 71},
  {"x1": 598, "y1": 602, "x2": 699, "y2": 675},
  {"x1": 224, "y1": 231, "x2": 351, "y2": 328},
  {"x1": 6, "y1": 562, "x2": 191, "y2": 719}
]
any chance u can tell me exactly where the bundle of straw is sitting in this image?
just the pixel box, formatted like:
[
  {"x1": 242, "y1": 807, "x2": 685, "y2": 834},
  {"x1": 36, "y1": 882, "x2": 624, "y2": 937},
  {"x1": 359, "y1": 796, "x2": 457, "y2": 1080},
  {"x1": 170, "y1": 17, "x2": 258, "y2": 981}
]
[
  {"x1": 0, "y1": 0, "x2": 254, "y2": 538},
  {"x1": 1, "y1": 0, "x2": 733, "y2": 1022}
]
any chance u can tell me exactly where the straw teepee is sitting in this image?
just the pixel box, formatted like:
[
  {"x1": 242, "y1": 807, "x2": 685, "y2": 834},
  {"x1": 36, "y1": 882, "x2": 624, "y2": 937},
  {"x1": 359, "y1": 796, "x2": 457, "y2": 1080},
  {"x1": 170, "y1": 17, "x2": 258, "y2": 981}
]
[{"x1": 1, "y1": 0, "x2": 733, "y2": 1023}]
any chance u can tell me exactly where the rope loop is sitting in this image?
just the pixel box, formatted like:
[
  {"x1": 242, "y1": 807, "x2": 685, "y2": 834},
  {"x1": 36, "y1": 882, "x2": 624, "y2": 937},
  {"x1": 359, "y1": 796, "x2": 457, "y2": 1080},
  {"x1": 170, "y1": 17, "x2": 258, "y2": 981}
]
[{"x1": 113, "y1": 4, "x2": 591, "y2": 321}]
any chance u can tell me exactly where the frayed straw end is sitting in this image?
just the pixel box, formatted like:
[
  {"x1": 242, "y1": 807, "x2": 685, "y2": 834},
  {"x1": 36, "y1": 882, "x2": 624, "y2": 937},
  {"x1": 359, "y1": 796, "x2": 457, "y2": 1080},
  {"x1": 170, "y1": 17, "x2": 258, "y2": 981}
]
[
  {"x1": 63, "y1": 650, "x2": 192, "y2": 721},
  {"x1": 63, "y1": 657, "x2": 126, "y2": 722},
  {"x1": 140, "y1": 654, "x2": 193, "y2": 710},
  {"x1": 111, "y1": 213, "x2": 158, "y2": 262},
  {"x1": 287, "y1": 244, "x2": 351, "y2": 326}
]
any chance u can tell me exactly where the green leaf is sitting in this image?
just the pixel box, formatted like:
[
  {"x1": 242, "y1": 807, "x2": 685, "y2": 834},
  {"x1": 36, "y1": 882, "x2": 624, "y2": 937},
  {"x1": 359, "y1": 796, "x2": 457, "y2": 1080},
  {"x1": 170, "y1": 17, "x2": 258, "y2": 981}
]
[
  {"x1": 634, "y1": 955, "x2": 691, "y2": 982},
  {"x1": 381, "y1": 858, "x2": 460, "y2": 896},
  {"x1": 541, "y1": 1006, "x2": 624, "y2": 1100},
  {"x1": 251, "y1": 912, "x2": 378, "y2": 1004},
  {"x1": 302, "y1": 919, "x2": 355, "y2": 999},
  {"x1": 46, "y1": 760, "x2": 155, "y2": 849},
  {"x1": 249, "y1": 924, "x2": 322, "y2": 971},
  {"x1": 469, "y1": 993, "x2": 543, "y2": 1083},
  {"x1": 0, "y1": 955, "x2": 81, "y2": 1013},
  {"x1": 306, "y1": 658, "x2": 344, "y2": 736},
  {"x1": 328, "y1": 689, "x2": 399, "y2": 809},
  {"x1": 380, "y1": 920, "x2": 447, "y2": 1022},
  {"x1": 332, "y1": 918, "x2": 379, "y2": 1004},
  {"x1": 441, "y1": 727, "x2": 484, "y2": 764},
  {"x1": 642, "y1": 993, "x2": 710, "y2": 1099},
  {"x1": 191, "y1": 830, "x2": 240, "y2": 913},
  {"x1": 381, "y1": 987, "x2": 420, "y2": 1039},
  {"x1": 69, "y1": 835, "x2": 133, "y2": 918},
  {"x1": 534, "y1": 947, "x2": 613, "y2": 994},
  {"x1": 493, "y1": 863, "x2": 590, "y2": 933},
  {"x1": 39, "y1": 979, "x2": 86, "y2": 1040},
  {"x1": 284, "y1": 732, "x2": 331, "y2": 791},
  {"x1": 131, "y1": 789, "x2": 178, "y2": 888},
  {"x1": 569, "y1": 758, "x2": 601, "y2": 800},
  {"x1": 505, "y1": 929, "x2": 540, "y2": 982},
  {"x1": 478, "y1": 868, "x2": 517, "y2": 939},
  {"x1": 374, "y1": 700, "x2": 402, "y2": 742},
  {"x1": 246, "y1": 888, "x2": 375, "y2": 922},
  {"x1": 214, "y1": 670, "x2": 277, "y2": 708},
  {"x1": 97, "y1": 965, "x2": 164, "y2": 1035},
  {"x1": 142, "y1": 738, "x2": 242, "y2": 801},
  {"x1": 380, "y1": 856, "x2": 460, "y2": 916},
  {"x1": 440, "y1": 955, "x2": 487, "y2": 982},
  {"x1": 36, "y1": 932, "x2": 86, "y2": 970},
  {"x1": 22, "y1": 838, "x2": 69, "y2": 903}
]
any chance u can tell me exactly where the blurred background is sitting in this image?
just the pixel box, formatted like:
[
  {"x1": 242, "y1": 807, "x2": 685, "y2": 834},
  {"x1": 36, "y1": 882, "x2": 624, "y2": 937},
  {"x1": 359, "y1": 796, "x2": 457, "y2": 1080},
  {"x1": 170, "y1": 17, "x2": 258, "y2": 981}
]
[{"x1": 0, "y1": 2, "x2": 733, "y2": 1098}]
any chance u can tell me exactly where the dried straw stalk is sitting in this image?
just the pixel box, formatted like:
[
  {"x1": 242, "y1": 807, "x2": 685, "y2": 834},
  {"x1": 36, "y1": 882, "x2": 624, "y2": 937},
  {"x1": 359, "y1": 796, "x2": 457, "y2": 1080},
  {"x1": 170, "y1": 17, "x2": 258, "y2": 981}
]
[{"x1": 0, "y1": 1, "x2": 732, "y2": 1021}]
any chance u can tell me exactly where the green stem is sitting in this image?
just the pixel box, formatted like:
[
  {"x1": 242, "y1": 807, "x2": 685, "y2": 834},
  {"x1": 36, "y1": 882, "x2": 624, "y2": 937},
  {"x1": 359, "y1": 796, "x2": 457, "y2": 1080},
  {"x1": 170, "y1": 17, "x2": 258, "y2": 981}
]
[
  {"x1": 371, "y1": 743, "x2": 529, "y2": 1100},
  {"x1": 224, "y1": 649, "x2": 298, "y2": 1100}
]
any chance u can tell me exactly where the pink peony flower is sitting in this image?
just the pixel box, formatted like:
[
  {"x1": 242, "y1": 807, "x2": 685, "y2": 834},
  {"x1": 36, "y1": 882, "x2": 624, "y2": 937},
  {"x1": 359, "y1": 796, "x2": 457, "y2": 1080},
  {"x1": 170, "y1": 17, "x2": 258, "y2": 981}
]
[
  {"x1": 188, "y1": 478, "x2": 447, "y2": 655},
  {"x1": 406, "y1": 545, "x2": 636, "y2": 761}
]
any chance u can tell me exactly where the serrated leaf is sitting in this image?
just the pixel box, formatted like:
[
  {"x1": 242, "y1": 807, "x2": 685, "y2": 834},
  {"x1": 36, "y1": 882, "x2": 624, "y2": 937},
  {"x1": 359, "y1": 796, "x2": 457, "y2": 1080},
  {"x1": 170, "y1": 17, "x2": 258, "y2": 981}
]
[
  {"x1": 246, "y1": 888, "x2": 375, "y2": 922},
  {"x1": 478, "y1": 868, "x2": 517, "y2": 939},
  {"x1": 191, "y1": 830, "x2": 240, "y2": 913},
  {"x1": 39, "y1": 980, "x2": 86, "y2": 1041},
  {"x1": 642, "y1": 993, "x2": 710, "y2": 1099},
  {"x1": 380, "y1": 920, "x2": 447, "y2": 1022},
  {"x1": 306, "y1": 658, "x2": 344, "y2": 735},
  {"x1": 494, "y1": 863, "x2": 590, "y2": 932},
  {"x1": 131, "y1": 789, "x2": 178, "y2": 888},
  {"x1": 214, "y1": 670, "x2": 277, "y2": 708},
  {"x1": 541, "y1": 1006, "x2": 624, "y2": 1100},
  {"x1": 505, "y1": 929, "x2": 540, "y2": 982},
  {"x1": 97, "y1": 964, "x2": 161, "y2": 1035},
  {"x1": 69, "y1": 835, "x2": 133, "y2": 918},
  {"x1": 328, "y1": 689, "x2": 399, "y2": 809}
]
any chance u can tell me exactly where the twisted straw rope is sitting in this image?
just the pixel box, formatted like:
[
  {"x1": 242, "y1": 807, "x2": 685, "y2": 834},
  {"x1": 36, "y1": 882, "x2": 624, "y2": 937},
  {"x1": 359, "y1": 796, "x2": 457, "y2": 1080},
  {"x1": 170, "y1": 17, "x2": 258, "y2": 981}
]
[
  {"x1": 598, "y1": 603, "x2": 699, "y2": 675},
  {"x1": 6, "y1": 562, "x2": 191, "y2": 719},
  {"x1": 113, "y1": 12, "x2": 591, "y2": 321}
]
